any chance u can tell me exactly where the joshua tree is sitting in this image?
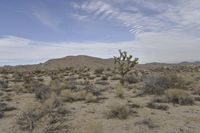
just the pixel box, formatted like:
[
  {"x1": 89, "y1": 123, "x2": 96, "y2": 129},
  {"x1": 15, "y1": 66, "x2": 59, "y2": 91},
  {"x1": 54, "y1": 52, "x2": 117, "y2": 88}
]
[{"x1": 114, "y1": 50, "x2": 139, "y2": 85}]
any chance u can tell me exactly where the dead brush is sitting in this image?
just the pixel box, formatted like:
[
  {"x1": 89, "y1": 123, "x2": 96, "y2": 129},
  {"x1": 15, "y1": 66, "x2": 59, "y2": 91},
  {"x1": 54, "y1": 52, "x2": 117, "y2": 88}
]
[
  {"x1": 16, "y1": 102, "x2": 42, "y2": 132},
  {"x1": 105, "y1": 102, "x2": 131, "y2": 119}
]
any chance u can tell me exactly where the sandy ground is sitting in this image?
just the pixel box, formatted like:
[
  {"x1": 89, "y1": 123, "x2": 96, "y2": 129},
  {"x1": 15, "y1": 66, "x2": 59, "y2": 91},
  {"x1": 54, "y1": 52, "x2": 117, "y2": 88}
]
[{"x1": 0, "y1": 70, "x2": 200, "y2": 133}]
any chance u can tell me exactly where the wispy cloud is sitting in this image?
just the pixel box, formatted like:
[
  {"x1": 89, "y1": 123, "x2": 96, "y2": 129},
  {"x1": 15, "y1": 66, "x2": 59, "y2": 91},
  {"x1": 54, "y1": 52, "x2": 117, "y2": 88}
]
[
  {"x1": 71, "y1": 0, "x2": 200, "y2": 36},
  {"x1": 32, "y1": 9, "x2": 62, "y2": 31}
]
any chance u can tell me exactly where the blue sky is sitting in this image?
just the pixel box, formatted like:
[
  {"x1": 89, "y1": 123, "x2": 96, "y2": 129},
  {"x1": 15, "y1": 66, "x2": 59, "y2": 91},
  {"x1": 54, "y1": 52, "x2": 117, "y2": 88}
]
[{"x1": 0, "y1": 0, "x2": 200, "y2": 65}]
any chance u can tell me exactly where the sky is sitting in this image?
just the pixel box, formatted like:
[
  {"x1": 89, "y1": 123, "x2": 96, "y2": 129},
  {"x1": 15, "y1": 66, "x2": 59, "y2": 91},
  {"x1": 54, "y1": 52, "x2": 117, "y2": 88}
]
[{"x1": 0, "y1": 0, "x2": 200, "y2": 66}]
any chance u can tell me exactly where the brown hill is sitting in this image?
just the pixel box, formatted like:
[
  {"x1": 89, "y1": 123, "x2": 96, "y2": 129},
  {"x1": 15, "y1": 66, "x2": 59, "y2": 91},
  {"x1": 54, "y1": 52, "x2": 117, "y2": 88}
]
[
  {"x1": 0, "y1": 55, "x2": 115, "y2": 72},
  {"x1": 43, "y1": 55, "x2": 114, "y2": 70}
]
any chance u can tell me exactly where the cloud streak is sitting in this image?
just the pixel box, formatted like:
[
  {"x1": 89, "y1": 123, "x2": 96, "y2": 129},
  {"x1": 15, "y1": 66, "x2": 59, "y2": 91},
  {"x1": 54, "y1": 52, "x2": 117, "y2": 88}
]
[
  {"x1": 32, "y1": 9, "x2": 62, "y2": 31},
  {"x1": 71, "y1": 0, "x2": 200, "y2": 36}
]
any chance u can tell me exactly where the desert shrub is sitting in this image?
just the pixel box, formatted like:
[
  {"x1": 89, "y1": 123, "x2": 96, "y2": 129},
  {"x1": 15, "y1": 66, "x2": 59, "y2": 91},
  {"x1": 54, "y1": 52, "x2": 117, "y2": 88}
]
[
  {"x1": 106, "y1": 102, "x2": 130, "y2": 119},
  {"x1": 94, "y1": 67, "x2": 104, "y2": 75},
  {"x1": 66, "y1": 81, "x2": 78, "y2": 90},
  {"x1": 86, "y1": 121, "x2": 103, "y2": 133},
  {"x1": 0, "y1": 80, "x2": 8, "y2": 89},
  {"x1": 167, "y1": 74, "x2": 187, "y2": 88},
  {"x1": 101, "y1": 75, "x2": 108, "y2": 80},
  {"x1": 146, "y1": 102, "x2": 169, "y2": 110},
  {"x1": 37, "y1": 78, "x2": 44, "y2": 82},
  {"x1": 88, "y1": 75, "x2": 96, "y2": 80},
  {"x1": 124, "y1": 74, "x2": 139, "y2": 84},
  {"x1": 42, "y1": 93, "x2": 62, "y2": 112},
  {"x1": 106, "y1": 68, "x2": 111, "y2": 71},
  {"x1": 0, "y1": 111, "x2": 3, "y2": 118},
  {"x1": 13, "y1": 72, "x2": 23, "y2": 82},
  {"x1": 50, "y1": 79, "x2": 65, "y2": 95},
  {"x1": 22, "y1": 73, "x2": 34, "y2": 83},
  {"x1": 194, "y1": 96, "x2": 200, "y2": 101},
  {"x1": 83, "y1": 84, "x2": 101, "y2": 96},
  {"x1": 17, "y1": 103, "x2": 42, "y2": 132},
  {"x1": 33, "y1": 83, "x2": 51, "y2": 101},
  {"x1": 85, "y1": 92, "x2": 97, "y2": 103},
  {"x1": 0, "y1": 103, "x2": 7, "y2": 118},
  {"x1": 192, "y1": 88, "x2": 200, "y2": 96},
  {"x1": 152, "y1": 96, "x2": 168, "y2": 103},
  {"x1": 22, "y1": 78, "x2": 39, "y2": 93},
  {"x1": 95, "y1": 79, "x2": 109, "y2": 85},
  {"x1": 110, "y1": 74, "x2": 121, "y2": 80},
  {"x1": 165, "y1": 89, "x2": 194, "y2": 105},
  {"x1": 143, "y1": 73, "x2": 186, "y2": 95},
  {"x1": 115, "y1": 87, "x2": 124, "y2": 98},
  {"x1": 135, "y1": 118, "x2": 159, "y2": 129},
  {"x1": 76, "y1": 90, "x2": 88, "y2": 100},
  {"x1": 60, "y1": 90, "x2": 75, "y2": 102}
]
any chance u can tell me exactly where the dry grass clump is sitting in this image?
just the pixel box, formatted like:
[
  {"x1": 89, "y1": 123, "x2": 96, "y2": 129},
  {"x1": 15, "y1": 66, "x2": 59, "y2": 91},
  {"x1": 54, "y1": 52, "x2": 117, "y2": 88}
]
[
  {"x1": 115, "y1": 87, "x2": 125, "y2": 99},
  {"x1": 165, "y1": 89, "x2": 194, "y2": 105},
  {"x1": 106, "y1": 102, "x2": 131, "y2": 119},
  {"x1": 143, "y1": 73, "x2": 187, "y2": 95}
]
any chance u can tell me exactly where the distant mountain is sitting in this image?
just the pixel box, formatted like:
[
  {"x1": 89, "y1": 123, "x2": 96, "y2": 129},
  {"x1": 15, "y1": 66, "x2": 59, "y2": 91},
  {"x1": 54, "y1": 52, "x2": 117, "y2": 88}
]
[
  {"x1": 1, "y1": 55, "x2": 200, "y2": 72},
  {"x1": 180, "y1": 61, "x2": 200, "y2": 65},
  {"x1": 43, "y1": 55, "x2": 114, "y2": 70},
  {"x1": 0, "y1": 55, "x2": 114, "y2": 72}
]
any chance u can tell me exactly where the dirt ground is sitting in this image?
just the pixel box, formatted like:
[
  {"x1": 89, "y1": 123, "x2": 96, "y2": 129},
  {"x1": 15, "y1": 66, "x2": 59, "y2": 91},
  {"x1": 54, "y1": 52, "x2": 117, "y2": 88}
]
[{"x1": 0, "y1": 66, "x2": 200, "y2": 133}]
